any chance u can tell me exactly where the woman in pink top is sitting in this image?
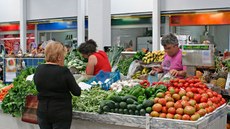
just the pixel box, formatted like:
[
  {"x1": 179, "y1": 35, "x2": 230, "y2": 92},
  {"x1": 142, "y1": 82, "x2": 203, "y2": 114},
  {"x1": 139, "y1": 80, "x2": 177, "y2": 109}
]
[{"x1": 152, "y1": 33, "x2": 186, "y2": 78}]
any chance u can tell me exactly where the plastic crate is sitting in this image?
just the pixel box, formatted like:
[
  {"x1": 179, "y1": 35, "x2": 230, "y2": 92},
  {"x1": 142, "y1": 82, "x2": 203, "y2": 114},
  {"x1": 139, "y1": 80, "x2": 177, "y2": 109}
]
[{"x1": 87, "y1": 70, "x2": 120, "y2": 90}]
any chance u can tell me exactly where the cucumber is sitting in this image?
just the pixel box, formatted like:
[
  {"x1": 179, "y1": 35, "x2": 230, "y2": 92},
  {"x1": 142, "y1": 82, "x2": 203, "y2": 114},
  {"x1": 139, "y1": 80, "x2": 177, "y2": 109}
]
[
  {"x1": 142, "y1": 100, "x2": 154, "y2": 108},
  {"x1": 123, "y1": 95, "x2": 137, "y2": 101},
  {"x1": 107, "y1": 101, "x2": 116, "y2": 109},
  {"x1": 110, "y1": 95, "x2": 122, "y2": 102},
  {"x1": 123, "y1": 109, "x2": 129, "y2": 114},
  {"x1": 114, "y1": 103, "x2": 119, "y2": 108},
  {"x1": 118, "y1": 109, "x2": 124, "y2": 114},
  {"x1": 136, "y1": 104, "x2": 143, "y2": 110},
  {"x1": 128, "y1": 109, "x2": 135, "y2": 115},
  {"x1": 145, "y1": 107, "x2": 152, "y2": 114},
  {"x1": 127, "y1": 104, "x2": 136, "y2": 110},
  {"x1": 135, "y1": 110, "x2": 140, "y2": 115},
  {"x1": 110, "y1": 109, "x2": 115, "y2": 113},
  {"x1": 102, "y1": 105, "x2": 110, "y2": 112},
  {"x1": 140, "y1": 109, "x2": 146, "y2": 116},
  {"x1": 126, "y1": 98, "x2": 136, "y2": 104},
  {"x1": 114, "y1": 108, "x2": 119, "y2": 113},
  {"x1": 119, "y1": 102, "x2": 127, "y2": 109}
]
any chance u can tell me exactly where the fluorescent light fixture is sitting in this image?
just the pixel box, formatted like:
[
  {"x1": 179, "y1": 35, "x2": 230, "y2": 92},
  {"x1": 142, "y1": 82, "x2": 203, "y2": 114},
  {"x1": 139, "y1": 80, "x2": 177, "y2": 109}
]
[
  {"x1": 122, "y1": 18, "x2": 140, "y2": 21},
  {"x1": 0, "y1": 37, "x2": 35, "y2": 40}
]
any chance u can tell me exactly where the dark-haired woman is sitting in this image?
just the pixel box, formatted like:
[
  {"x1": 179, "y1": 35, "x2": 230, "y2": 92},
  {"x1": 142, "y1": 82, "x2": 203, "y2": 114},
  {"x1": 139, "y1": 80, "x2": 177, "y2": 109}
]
[{"x1": 78, "y1": 39, "x2": 111, "y2": 75}]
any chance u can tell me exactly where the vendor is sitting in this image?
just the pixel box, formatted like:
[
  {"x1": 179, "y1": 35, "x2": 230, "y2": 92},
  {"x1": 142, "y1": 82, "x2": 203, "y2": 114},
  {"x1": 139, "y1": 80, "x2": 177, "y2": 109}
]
[
  {"x1": 78, "y1": 39, "x2": 111, "y2": 75},
  {"x1": 151, "y1": 33, "x2": 186, "y2": 78},
  {"x1": 31, "y1": 43, "x2": 44, "y2": 55}
]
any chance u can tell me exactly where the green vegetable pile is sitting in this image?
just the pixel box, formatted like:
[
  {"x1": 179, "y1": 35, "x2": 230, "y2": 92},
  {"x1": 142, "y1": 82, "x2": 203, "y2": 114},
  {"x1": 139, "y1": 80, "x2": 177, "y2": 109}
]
[
  {"x1": 1, "y1": 67, "x2": 37, "y2": 117},
  {"x1": 107, "y1": 46, "x2": 124, "y2": 68},
  {"x1": 65, "y1": 49, "x2": 87, "y2": 73},
  {"x1": 72, "y1": 86, "x2": 115, "y2": 112},
  {"x1": 117, "y1": 57, "x2": 133, "y2": 76},
  {"x1": 99, "y1": 84, "x2": 167, "y2": 116}
]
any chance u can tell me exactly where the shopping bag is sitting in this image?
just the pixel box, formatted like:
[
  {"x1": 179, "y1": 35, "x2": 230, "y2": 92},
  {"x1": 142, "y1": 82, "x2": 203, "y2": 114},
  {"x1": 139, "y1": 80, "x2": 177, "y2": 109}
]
[{"x1": 21, "y1": 95, "x2": 38, "y2": 124}]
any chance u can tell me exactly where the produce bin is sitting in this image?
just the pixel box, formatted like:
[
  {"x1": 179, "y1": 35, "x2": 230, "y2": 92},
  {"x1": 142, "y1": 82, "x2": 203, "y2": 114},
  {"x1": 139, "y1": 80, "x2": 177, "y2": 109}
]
[
  {"x1": 147, "y1": 104, "x2": 227, "y2": 129},
  {"x1": 0, "y1": 105, "x2": 228, "y2": 129},
  {"x1": 87, "y1": 70, "x2": 121, "y2": 90}
]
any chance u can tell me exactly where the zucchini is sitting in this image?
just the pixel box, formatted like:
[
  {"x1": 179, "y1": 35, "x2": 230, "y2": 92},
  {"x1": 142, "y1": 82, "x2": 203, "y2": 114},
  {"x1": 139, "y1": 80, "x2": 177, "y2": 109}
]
[{"x1": 142, "y1": 100, "x2": 154, "y2": 108}]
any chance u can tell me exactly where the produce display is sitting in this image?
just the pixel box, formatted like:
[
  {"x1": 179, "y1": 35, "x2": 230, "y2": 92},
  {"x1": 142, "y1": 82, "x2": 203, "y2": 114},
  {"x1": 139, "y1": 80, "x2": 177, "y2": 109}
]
[
  {"x1": 1, "y1": 67, "x2": 37, "y2": 117},
  {"x1": 131, "y1": 67, "x2": 151, "y2": 79},
  {"x1": 0, "y1": 84, "x2": 13, "y2": 101},
  {"x1": 150, "y1": 77, "x2": 226, "y2": 121},
  {"x1": 110, "y1": 79, "x2": 141, "y2": 92},
  {"x1": 98, "y1": 82, "x2": 167, "y2": 116},
  {"x1": 64, "y1": 49, "x2": 87, "y2": 74},
  {"x1": 117, "y1": 57, "x2": 133, "y2": 76},
  {"x1": 107, "y1": 46, "x2": 124, "y2": 68},
  {"x1": 142, "y1": 50, "x2": 165, "y2": 64},
  {"x1": 197, "y1": 56, "x2": 228, "y2": 89},
  {"x1": 72, "y1": 86, "x2": 115, "y2": 112}
]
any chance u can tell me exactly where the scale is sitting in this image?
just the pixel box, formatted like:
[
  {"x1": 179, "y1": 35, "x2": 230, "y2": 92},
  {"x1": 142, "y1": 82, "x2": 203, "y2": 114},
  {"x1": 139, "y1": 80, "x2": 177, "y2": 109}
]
[{"x1": 182, "y1": 44, "x2": 215, "y2": 76}]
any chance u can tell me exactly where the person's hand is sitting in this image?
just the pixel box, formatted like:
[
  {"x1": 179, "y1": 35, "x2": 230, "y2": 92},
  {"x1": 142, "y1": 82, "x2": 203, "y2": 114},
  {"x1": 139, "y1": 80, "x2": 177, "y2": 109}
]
[
  {"x1": 150, "y1": 67, "x2": 162, "y2": 75},
  {"x1": 169, "y1": 69, "x2": 179, "y2": 77}
]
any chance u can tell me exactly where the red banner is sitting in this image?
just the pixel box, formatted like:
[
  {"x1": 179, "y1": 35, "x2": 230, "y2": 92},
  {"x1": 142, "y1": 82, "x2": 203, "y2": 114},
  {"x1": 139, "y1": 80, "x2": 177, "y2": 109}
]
[
  {"x1": 170, "y1": 12, "x2": 230, "y2": 26},
  {"x1": 0, "y1": 24, "x2": 35, "y2": 31}
]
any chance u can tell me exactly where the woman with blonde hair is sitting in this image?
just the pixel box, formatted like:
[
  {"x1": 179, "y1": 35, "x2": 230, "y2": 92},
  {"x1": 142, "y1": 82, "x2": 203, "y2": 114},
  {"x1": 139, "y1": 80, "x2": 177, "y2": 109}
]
[{"x1": 34, "y1": 41, "x2": 81, "y2": 129}]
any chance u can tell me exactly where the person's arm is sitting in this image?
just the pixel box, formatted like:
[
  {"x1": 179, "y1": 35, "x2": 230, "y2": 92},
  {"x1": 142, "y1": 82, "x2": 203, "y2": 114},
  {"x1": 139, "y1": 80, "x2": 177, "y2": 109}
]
[
  {"x1": 170, "y1": 66, "x2": 187, "y2": 77},
  {"x1": 66, "y1": 69, "x2": 81, "y2": 96},
  {"x1": 85, "y1": 55, "x2": 97, "y2": 75}
]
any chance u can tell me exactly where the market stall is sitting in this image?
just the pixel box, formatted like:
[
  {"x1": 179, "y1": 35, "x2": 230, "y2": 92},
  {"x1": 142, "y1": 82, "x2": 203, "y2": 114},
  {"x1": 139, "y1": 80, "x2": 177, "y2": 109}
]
[
  {"x1": 0, "y1": 47, "x2": 229, "y2": 129},
  {"x1": 0, "y1": 103, "x2": 227, "y2": 129}
]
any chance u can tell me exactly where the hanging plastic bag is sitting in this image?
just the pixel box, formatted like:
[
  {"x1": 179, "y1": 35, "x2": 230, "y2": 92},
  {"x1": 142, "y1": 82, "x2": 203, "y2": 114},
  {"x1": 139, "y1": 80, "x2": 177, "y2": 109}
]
[
  {"x1": 127, "y1": 60, "x2": 141, "y2": 79},
  {"x1": 159, "y1": 72, "x2": 174, "y2": 83}
]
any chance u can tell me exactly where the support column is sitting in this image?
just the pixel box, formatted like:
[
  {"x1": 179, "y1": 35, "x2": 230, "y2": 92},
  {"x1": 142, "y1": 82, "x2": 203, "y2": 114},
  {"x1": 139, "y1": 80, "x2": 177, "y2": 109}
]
[
  {"x1": 77, "y1": 0, "x2": 85, "y2": 46},
  {"x1": 88, "y1": 0, "x2": 111, "y2": 50},
  {"x1": 34, "y1": 24, "x2": 38, "y2": 45},
  {"x1": 152, "y1": 0, "x2": 161, "y2": 51},
  {"x1": 164, "y1": 16, "x2": 170, "y2": 35},
  {"x1": 20, "y1": 0, "x2": 27, "y2": 53}
]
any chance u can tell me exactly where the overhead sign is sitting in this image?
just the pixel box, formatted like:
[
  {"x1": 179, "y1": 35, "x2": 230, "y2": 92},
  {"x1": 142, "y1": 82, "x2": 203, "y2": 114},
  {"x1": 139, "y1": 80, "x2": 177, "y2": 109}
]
[{"x1": 37, "y1": 21, "x2": 88, "y2": 31}]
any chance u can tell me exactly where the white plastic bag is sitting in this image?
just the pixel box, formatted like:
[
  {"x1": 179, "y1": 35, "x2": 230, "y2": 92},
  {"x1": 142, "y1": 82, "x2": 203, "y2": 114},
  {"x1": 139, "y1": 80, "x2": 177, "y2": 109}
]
[
  {"x1": 159, "y1": 72, "x2": 174, "y2": 83},
  {"x1": 127, "y1": 60, "x2": 141, "y2": 79}
]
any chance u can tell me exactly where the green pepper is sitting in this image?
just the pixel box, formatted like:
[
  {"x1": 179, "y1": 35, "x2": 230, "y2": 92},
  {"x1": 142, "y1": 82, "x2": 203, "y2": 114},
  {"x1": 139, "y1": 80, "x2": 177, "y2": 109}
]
[
  {"x1": 155, "y1": 84, "x2": 167, "y2": 92},
  {"x1": 153, "y1": 89, "x2": 164, "y2": 97},
  {"x1": 145, "y1": 87, "x2": 155, "y2": 98},
  {"x1": 137, "y1": 95, "x2": 146, "y2": 104}
]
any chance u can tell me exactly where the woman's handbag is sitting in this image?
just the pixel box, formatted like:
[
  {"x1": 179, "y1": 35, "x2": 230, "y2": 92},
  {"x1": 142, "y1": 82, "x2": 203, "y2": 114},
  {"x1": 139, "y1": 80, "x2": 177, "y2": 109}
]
[{"x1": 21, "y1": 95, "x2": 38, "y2": 124}]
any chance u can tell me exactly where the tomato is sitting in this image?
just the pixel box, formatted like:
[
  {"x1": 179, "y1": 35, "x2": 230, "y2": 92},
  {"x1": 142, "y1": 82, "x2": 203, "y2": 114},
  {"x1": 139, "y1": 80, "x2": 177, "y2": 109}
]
[
  {"x1": 194, "y1": 79, "x2": 200, "y2": 83},
  {"x1": 188, "y1": 79, "x2": 195, "y2": 84},
  {"x1": 178, "y1": 83, "x2": 183, "y2": 87},
  {"x1": 198, "y1": 89, "x2": 205, "y2": 94},
  {"x1": 175, "y1": 88, "x2": 179, "y2": 94},
  {"x1": 194, "y1": 94, "x2": 201, "y2": 103},
  {"x1": 170, "y1": 80, "x2": 174, "y2": 84},
  {"x1": 207, "y1": 92, "x2": 213, "y2": 98},
  {"x1": 184, "y1": 82, "x2": 189, "y2": 87},
  {"x1": 212, "y1": 92, "x2": 218, "y2": 96},
  {"x1": 174, "y1": 78, "x2": 179, "y2": 83},
  {"x1": 217, "y1": 94, "x2": 222, "y2": 98},
  {"x1": 191, "y1": 87, "x2": 198, "y2": 93},
  {"x1": 179, "y1": 79, "x2": 185, "y2": 83},
  {"x1": 162, "y1": 106, "x2": 168, "y2": 113},
  {"x1": 221, "y1": 98, "x2": 226, "y2": 103},
  {"x1": 200, "y1": 97, "x2": 208, "y2": 103},
  {"x1": 185, "y1": 87, "x2": 192, "y2": 92},
  {"x1": 158, "y1": 82, "x2": 165, "y2": 85},
  {"x1": 201, "y1": 93, "x2": 209, "y2": 98},
  {"x1": 168, "y1": 107, "x2": 176, "y2": 114},
  {"x1": 193, "y1": 83, "x2": 199, "y2": 87},
  {"x1": 173, "y1": 82, "x2": 179, "y2": 87},
  {"x1": 189, "y1": 83, "x2": 194, "y2": 87}
]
